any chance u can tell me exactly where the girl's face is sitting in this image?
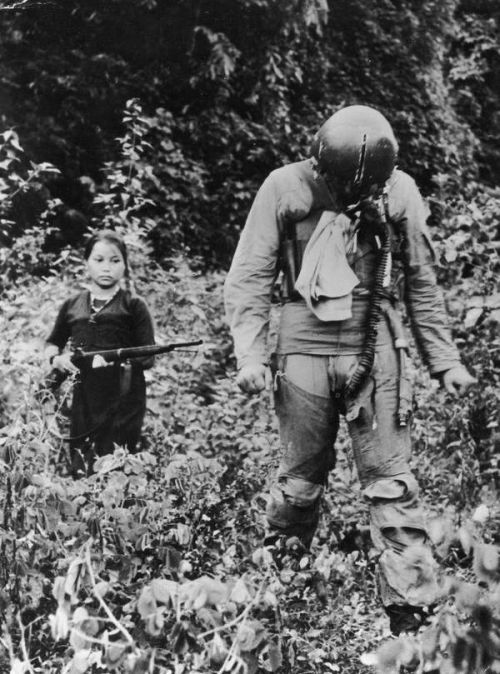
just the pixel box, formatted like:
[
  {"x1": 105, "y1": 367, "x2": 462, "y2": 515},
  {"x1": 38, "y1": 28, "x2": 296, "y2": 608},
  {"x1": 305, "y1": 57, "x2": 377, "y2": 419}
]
[{"x1": 86, "y1": 240, "x2": 126, "y2": 290}]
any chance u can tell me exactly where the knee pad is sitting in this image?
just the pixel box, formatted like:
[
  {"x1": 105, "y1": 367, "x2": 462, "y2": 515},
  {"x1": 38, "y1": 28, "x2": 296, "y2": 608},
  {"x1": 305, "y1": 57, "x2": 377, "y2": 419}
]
[
  {"x1": 363, "y1": 474, "x2": 427, "y2": 551},
  {"x1": 266, "y1": 478, "x2": 323, "y2": 534},
  {"x1": 363, "y1": 473, "x2": 419, "y2": 503}
]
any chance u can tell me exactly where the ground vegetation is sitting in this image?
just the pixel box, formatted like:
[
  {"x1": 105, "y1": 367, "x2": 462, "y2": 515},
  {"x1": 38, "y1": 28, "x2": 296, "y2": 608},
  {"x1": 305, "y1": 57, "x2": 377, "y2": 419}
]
[{"x1": 0, "y1": 1, "x2": 499, "y2": 672}]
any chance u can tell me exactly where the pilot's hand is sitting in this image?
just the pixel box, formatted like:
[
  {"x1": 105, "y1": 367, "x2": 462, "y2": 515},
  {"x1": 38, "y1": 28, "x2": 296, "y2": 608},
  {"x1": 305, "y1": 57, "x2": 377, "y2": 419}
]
[
  {"x1": 441, "y1": 366, "x2": 477, "y2": 395},
  {"x1": 236, "y1": 363, "x2": 267, "y2": 394}
]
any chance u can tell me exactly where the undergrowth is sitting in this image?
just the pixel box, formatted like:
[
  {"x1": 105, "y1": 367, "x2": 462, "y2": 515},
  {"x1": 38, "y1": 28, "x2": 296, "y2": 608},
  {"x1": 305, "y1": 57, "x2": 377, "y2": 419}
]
[{"x1": 0, "y1": 103, "x2": 499, "y2": 674}]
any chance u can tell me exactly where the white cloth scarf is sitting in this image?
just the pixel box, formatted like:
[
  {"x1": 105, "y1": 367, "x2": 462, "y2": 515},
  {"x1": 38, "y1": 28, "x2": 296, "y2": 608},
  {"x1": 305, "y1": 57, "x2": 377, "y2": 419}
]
[{"x1": 294, "y1": 211, "x2": 360, "y2": 321}]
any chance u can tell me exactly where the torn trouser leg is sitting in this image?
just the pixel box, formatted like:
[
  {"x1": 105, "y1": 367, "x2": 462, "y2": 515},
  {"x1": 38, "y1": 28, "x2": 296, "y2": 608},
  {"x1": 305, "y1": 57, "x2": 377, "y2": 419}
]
[
  {"x1": 363, "y1": 475, "x2": 439, "y2": 609},
  {"x1": 346, "y1": 345, "x2": 440, "y2": 617},
  {"x1": 266, "y1": 355, "x2": 338, "y2": 548}
]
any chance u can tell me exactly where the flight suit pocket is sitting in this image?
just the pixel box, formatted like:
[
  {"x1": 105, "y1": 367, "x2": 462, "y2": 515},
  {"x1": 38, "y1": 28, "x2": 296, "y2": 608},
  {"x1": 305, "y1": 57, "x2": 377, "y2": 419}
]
[{"x1": 345, "y1": 375, "x2": 376, "y2": 426}]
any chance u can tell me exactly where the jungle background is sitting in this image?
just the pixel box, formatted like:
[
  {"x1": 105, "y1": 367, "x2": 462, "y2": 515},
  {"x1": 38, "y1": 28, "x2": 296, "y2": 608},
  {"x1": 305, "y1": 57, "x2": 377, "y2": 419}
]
[{"x1": 0, "y1": 0, "x2": 499, "y2": 672}]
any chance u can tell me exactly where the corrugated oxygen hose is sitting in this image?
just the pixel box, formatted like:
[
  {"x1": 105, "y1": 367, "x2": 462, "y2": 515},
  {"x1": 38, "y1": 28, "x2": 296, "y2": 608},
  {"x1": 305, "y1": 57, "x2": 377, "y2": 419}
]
[{"x1": 344, "y1": 219, "x2": 391, "y2": 399}]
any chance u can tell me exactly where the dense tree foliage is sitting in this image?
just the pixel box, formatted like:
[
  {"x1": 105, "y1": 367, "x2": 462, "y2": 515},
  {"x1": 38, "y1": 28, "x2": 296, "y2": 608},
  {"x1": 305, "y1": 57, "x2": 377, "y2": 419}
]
[{"x1": 0, "y1": 0, "x2": 499, "y2": 264}]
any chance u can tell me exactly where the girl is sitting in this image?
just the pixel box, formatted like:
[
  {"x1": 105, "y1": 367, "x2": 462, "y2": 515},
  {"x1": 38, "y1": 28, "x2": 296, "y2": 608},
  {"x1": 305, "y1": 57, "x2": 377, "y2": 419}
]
[{"x1": 45, "y1": 230, "x2": 155, "y2": 477}]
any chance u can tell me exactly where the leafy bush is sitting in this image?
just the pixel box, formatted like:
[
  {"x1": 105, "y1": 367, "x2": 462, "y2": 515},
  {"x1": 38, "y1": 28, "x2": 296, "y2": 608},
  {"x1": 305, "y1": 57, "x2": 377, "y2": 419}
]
[
  {"x1": 0, "y1": 129, "x2": 60, "y2": 280},
  {"x1": 0, "y1": 4, "x2": 499, "y2": 670},
  {"x1": 0, "y1": 193, "x2": 499, "y2": 672},
  {"x1": 1, "y1": 0, "x2": 498, "y2": 265}
]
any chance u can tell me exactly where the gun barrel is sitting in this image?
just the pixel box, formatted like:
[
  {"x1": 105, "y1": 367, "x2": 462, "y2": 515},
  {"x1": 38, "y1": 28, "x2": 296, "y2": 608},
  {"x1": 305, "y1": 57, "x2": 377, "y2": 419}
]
[{"x1": 73, "y1": 340, "x2": 203, "y2": 364}]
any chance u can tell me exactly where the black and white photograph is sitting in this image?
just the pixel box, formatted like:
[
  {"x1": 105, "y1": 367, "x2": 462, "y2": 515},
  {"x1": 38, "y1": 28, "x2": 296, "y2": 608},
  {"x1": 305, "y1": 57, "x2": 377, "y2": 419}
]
[{"x1": 0, "y1": 1, "x2": 499, "y2": 672}]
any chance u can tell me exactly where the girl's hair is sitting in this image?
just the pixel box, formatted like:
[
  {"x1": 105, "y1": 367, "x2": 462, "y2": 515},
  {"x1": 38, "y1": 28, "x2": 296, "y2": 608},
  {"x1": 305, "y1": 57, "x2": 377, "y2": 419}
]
[{"x1": 84, "y1": 229, "x2": 131, "y2": 290}]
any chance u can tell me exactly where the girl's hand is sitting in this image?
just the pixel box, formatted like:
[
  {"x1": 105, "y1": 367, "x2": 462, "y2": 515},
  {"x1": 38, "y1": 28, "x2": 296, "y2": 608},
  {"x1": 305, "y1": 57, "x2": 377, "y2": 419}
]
[
  {"x1": 52, "y1": 353, "x2": 79, "y2": 373},
  {"x1": 91, "y1": 354, "x2": 111, "y2": 368}
]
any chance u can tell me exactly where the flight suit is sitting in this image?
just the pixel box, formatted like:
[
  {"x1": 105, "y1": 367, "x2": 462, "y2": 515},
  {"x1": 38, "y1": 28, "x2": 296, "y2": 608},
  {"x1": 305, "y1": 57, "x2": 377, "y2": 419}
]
[{"x1": 224, "y1": 159, "x2": 461, "y2": 613}]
